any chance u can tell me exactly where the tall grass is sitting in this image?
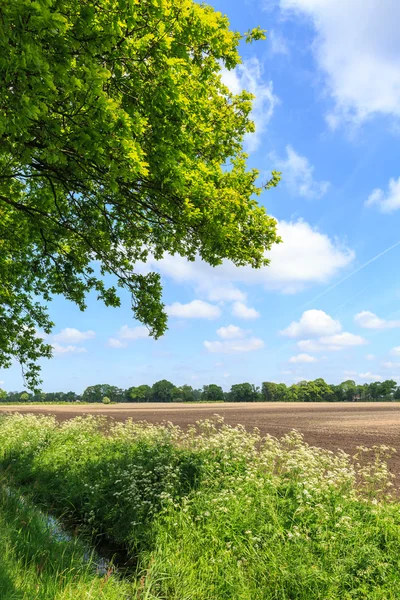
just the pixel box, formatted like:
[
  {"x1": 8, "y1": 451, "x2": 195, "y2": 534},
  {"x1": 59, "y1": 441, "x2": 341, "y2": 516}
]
[
  {"x1": 0, "y1": 483, "x2": 135, "y2": 599},
  {"x1": 0, "y1": 414, "x2": 399, "y2": 599}
]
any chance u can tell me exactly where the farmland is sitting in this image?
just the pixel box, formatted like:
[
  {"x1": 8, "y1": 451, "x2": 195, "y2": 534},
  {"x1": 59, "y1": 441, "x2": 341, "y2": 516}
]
[
  {"x1": 1, "y1": 406, "x2": 400, "y2": 598},
  {"x1": 1, "y1": 401, "x2": 400, "y2": 480},
  {"x1": 0, "y1": 408, "x2": 400, "y2": 599}
]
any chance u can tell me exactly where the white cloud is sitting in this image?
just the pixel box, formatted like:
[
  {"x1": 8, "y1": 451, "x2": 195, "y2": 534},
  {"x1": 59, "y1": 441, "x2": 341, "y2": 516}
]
[
  {"x1": 52, "y1": 343, "x2": 87, "y2": 355},
  {"x1": 391, "y1": 347, "x2": 400, "y2": 356},
  {"x1": 135, "y1": 253, "x2": 246, "y2": 303},
  {"x1": 326, "y1": 333, "x2": 367, "y2": 347},
  {"x1": 366, "y1": 354, "x2": 375, "y2": 361},
  {"x1": 220, "y1": 58, "x2": 278, "y2": 152},
  {"x1": 138, "y1": 219, "x2": 354, "y2": 296},
  {"x1": 53, "y1": 328, "x2": 95, "y2": 344},
  {"x1": 119, "y1": 325, "x2": 149, "y2": 341},
  {"x1": 272, "y1": 145, "x2": 330, "y2": 199},
  {"x1": 204, "y1": 337, "x2": 265, "y2": 354},
  {"x1": 344, "y1": 370, "x2": 357, "y2": 378},
  {"x1": 298, "y1": 332, "x2": 367, "y2": 353},
  {"x1": 166, "y1": 300, "x2": 221, "y2": 320},
  {"x1": 107, "y1": 325, "x2": 151, "y2": 349},
  {"x1": 279, "y1": 0, "x2": 400, "y2": 127},
  {"x1": 281, "y1": 309, "x2": 341, "y2": 338},
  {"x1": 216, "y1": 325, "x2": 249, "y2": 339},
  {"x1": 359, "y1": 372, "x2": 382, "y2": 382},
  {"x1": 205, "y1": 285, "x2": 246, "y2": 303},
  {"x1": 365, "y1": 178, "x2": 400, "y2": 213},
  {"x1": 231, "y1": 302, "x2": 260, "y2": 320},
  {"x1": 205, "y1": 323, "x2": 264, "y2": 354},
  {"x1": 283, "y1": 309, "x2": 366, "y2": 352},
  {"x1": 265, "y1": 220, "x2": 353, "y2": 293},
  {"x1": 0, "y1": 380, "x2": 4, "y2": 385},
  {"x1": 289, "y1": 353, "x2": 318, "y2": 363},
  {"x1": 354, "y1": 310, "x2": 400, "y2": 330},
  {"x1": 107, "y1": 338, "x2": 127, "y2": 349},
  {"x1": 269, "y1": 30, "x2": 290, "y2": 55},
  {"x1": 382, "y1": 361, "x2": 400, "y2": 369}
]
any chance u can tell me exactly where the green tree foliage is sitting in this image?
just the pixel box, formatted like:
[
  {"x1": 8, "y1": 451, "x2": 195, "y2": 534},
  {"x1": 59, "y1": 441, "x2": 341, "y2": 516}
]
[
  {"x1": 126, "y1": 384, "x2": 152, "y2": 403},
  {"x1": 151, "y1": 380, "x2": 176, "y2": 403},
  {"x1": 229, "y1": 382, "x2": 260, "y2": 402},
  {"x1": 2, "y1": 378, "x2": 400, "y2": 404},
  {"x1": 201, "y1": 384, "x2": 225, "y2": 401},
  {"x1": 261, "y1": 382, "x2": 288, "y2": 402},
  {"x1": 293, "y1": 379, "x2": 334, "y2": 403},
  {"x1": 33, "y1": 390, "x2": 78, "y2": 402},
  {"x1": 372, "y1": 379, "x2": 397, "y2": 400},
  {"x1": 331, "y1": 380, "x2": 357, "y2": 402},
  {"x1": 82, "y1": 384, "x2": 123, "y2": 403},
  {"x1": 0, "y1": 0, "x2": 281, "y2": 388},
  {"x1": 175, "y1": 385, "x2": 200, "y2": 403}
]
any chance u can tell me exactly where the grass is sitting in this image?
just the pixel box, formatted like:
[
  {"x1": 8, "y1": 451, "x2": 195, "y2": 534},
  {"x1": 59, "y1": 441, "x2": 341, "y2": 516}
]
[
  {"x1": 0, "y1": 402, "x2": 94, "y2": 406},
  {"x1": 0, "y1": 400, "x2": 223, "y2": 405},
  {"x1": 0, "y1": 413, "x2": 399, "y2": 599},
  {"x1": 0, "y1": 483, "x2": 136, "y2": 599}
]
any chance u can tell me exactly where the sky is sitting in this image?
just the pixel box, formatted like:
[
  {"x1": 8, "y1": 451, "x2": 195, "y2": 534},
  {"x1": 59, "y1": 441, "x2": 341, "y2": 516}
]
[{"x1": 3, "y1": 0, "x2": 400, "y2": 392}]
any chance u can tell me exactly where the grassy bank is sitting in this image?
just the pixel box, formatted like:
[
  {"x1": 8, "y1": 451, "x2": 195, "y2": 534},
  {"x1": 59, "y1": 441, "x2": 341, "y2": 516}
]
[
  {"x1": 0, "y1": 414, "x2": 399, "y2": 599},
  {"x1": 0, "y1": 483, "x2": 135, "y2": 599}
]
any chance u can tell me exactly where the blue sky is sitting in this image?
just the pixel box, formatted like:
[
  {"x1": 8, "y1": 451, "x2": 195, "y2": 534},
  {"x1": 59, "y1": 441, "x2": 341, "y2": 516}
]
[{"x1": 3, "y1": 0, "x2": 400, "y2": 392}]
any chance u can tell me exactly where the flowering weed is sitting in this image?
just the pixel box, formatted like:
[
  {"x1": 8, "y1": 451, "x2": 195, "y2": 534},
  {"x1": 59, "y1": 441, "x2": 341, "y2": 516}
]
[{"x1": 0, "y1": 414, "x2": 399, "y2": 598}]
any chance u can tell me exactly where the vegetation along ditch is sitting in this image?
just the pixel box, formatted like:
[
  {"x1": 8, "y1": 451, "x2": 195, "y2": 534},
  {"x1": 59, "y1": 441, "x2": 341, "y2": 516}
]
[{"x1": 0, "y1": 413, "x2": 400, "y2": 598}]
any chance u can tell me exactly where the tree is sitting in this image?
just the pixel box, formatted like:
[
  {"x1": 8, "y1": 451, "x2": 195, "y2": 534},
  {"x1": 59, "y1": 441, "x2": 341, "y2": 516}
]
[
  {"x1": 201, "y1": 384, "x2": 225, "y2": 401},
  {"x1": 0, "y1": 389, "x2": 6, "y2": 402},
  {"x1": 331, "y1": 381, "x2": 357, "y2": 402},
  {"x1": 294, "y1": 379, "x2": 333, "y2": 403},
  {"x1": 176, "y1": 385, "x2": 196, "y2": 403},
  {"x1": 341, "y1": 380, "x2": 357, "y2": 396},
  {"x1": 20, "y1": 392, "x2": 30, "y2": 402},
  {"x1": 6, "y1": 391, "x2": 22, "y2": 403},
  {"x1": 286, "y1": 385, "x2": 299, "y2": 402},
  {"x1": 261, "y1": 382, "x2": 288, "y2": 402},
  {"x1": 0, "y1": 1, "x2": 280, "y2": 388},
  {"x1": 229, "y1": 383, "x2": 260, "y2": 402},
  {"x1": 63, "y1": 391, "x2": 80, "y2": 403},
  {"x1": 82, "y1": 384, "x2": 123, "y2": 403},
  {"x1": 376, "y1": 380, "x2": 397, "y2": 400},
  {"x1": 192, "y1": 389, "x2": 203, "y2": 402},
  {"x1": 151, "y1": 380, "x2": 176, "y2": 403},
  {"x1": 126, "y1": 385, "x2": 152, "y2": 403}
]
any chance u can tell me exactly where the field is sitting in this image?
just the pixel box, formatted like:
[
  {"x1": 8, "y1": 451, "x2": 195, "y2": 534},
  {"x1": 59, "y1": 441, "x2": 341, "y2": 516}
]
[
  {"x1": 1, "y1": 402, "x2": 400, "y2": 483},
  {"x1": 1, "y1": 404, "x2": 400, "y2": 598}
]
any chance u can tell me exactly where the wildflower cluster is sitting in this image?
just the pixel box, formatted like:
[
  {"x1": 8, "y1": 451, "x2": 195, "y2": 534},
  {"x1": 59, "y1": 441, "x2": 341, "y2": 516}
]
[{"x1": 0, "y1": 414, "x2": 399, "y2": 598}]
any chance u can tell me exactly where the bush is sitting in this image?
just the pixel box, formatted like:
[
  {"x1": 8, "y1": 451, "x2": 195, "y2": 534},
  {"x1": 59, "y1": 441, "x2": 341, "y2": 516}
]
[{"x1": 102, "y1": 396, "x2": 111, "y2": 405}]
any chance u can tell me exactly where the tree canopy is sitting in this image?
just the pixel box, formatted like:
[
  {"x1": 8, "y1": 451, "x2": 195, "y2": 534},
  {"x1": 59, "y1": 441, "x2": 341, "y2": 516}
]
[
  {"x1": 0, "y1": 0, "x2": 280, "y2": 387},
  {"x1": 2, "y1": 377, "x2": 400, "y2": 404}
]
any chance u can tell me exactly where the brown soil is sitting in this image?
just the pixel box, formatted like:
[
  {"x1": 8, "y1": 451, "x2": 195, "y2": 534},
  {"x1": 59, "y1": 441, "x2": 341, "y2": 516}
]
[{"x1": 2, "y1": 402, "x2": 400, "y2": 485}]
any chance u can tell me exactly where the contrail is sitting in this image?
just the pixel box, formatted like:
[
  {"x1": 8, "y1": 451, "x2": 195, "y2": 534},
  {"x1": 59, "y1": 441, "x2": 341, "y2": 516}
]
[{"x1": 300, "y1": 236, "x2": 400, "y2": 311}]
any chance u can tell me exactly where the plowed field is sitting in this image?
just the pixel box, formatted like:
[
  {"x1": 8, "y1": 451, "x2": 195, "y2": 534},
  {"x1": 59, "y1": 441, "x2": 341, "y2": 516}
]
[{"x1": 2, "y1": 402, "x2": 400, "y2": 484}]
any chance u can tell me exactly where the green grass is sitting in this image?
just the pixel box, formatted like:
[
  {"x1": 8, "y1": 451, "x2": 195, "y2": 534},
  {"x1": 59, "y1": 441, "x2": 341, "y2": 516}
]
[
  {"x1": 0, "y1": 483, "x2": 136, "y2": 599},
  {"x1": 0, "y1": 414, "x2": 400, "y2": 599},
  {"x1": 0, "y1": 402, "x2": 94, "y2": 406}
]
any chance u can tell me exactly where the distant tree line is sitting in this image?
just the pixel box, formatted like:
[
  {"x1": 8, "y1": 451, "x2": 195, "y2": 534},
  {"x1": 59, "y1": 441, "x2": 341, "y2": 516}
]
[{"x1": 1, "y1": 378, "x2": 400, "y2": 403}]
